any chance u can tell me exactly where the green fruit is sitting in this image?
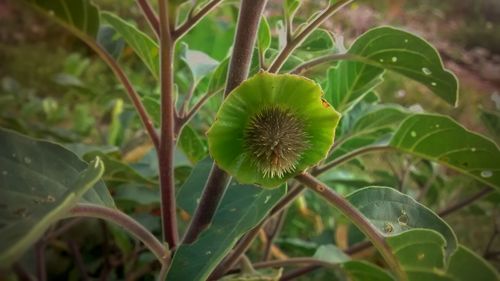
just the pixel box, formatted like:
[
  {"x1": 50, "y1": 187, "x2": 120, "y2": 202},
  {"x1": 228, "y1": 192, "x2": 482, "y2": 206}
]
[{"x1": 207, "y1": 72, "x2": 340, "y2": 188}]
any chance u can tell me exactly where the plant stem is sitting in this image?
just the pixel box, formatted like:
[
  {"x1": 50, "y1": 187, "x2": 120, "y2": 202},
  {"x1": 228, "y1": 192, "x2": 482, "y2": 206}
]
[
  {"x1": 295, "y1": 173, "x2": 406, "y2": 281},
  {"x1": 314, "y1": 145, "x2": 391, "y2": 175},
  {"x1": 172, "y1": 0, "x2": 223, "y2": 40},
  {"x1": 182, "y1": 0, "x2": 269, "y2": 244},
  {"x1": 136, "y1": 0, "x2": 160, "y2": 38},
  {"x1": 158, "y1": 0, "x2": 179, "y2": 248},
  {"x1": 290, "y1": 53, "x2": 353, "y2": 74},
  {"x1": 68, "y1": 203, "x2": 169, "y2": 265},
  {"x1": 268, "y1": 0, "x2": 354, "y2": 73},
  {"x1": 158, "y1": 263, "x2": 169, "y2": 281}
]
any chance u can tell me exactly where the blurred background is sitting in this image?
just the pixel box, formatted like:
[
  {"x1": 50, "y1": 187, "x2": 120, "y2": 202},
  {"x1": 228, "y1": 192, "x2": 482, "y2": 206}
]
[{"x1": 0, "y1": 0, "x2": 499, "y2": 280}]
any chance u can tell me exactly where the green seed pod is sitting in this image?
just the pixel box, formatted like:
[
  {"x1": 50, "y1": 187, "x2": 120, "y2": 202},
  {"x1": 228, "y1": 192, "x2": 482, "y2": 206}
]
[{"x1": 207, "y1": 72, "x2": 340, "y2": 188}]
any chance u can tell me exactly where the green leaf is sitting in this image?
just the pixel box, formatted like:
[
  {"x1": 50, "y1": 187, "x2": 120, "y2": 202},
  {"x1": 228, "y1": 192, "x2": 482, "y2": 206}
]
[
  {"x1": 314, "y1": 244, "x2": 350, "y2": 263},
  {"x1": 178, "y1": 125, "x2": 207, "y2": 164},
  {"x1": 181, "y1": 14, "x2": 235, "y2": 61},
  {"x1": 207, "y1": 57, "x2": 229, "y2": 95},
  {"x1": 341, "y1": 261, "x2": 396, "y2": 281},
  {"x1": 96, "y1": 26, "x2": 124, "y2": 60},
  {"x1": 390, "y1": 114, "x2": 500, "y2": 190},
  {"x1": 142, "y1": 96, "x2": 161, "y2": 126},
  {"x1": 284, "y1": 0, "x2": 301, "y2": 19},
  {"x1": 26, "y1": 0, "x2": 100, "y2": 37},
  {"x1": 387, "y1": 229, "x2": 499, "y2": 281},
  {"x1": 258, "y1": 16, "x2": 272, "y2": 55},
  {"x1": 347, "y1": 186, "x2": 457, "y2": 256},
  {"x1": 0, "y1": 129, "x2": 112, "y2": 265},
  {"x1": 327, "y1": 104, "x2": 409, "y2": 162},
  {"x1": 83, "y1": 151, "x2": 157, "y2": 186},
  {"x1": 387, "y1": 229, "x2": 450, "y2": 281},
  {"x1": 101, "y1": 12, "x2": 160, "y2": 79},
  {"x1": 326, "y1": 26, "x2": 458, "y2": 111},
  {"x1": 114, "y1": 183, "x2": 161, "y2": 206},
  {"x1": 447, "y1": 245, "x2": 499, "y2": 281},
  {"x1": 167, "y1": 183, "x2": 286, "y2": 280},
  {"x1": 313, "y1": 244, "x2": 395, "y2": 281},
  {"x1": 388, "y1": 229, "x2": 447, "y2": 270},
  {"x1": 176, "y1": 157, "x2": 213, "y2": 214},
  {"x1": 298, "y1": 29, "x2": 334, "y2": 52},
  {"x1": 179, "y1": 43, "x2": 220, "y2": 83},
  {"x1": 479, "y1": 107, "x2": 500, "y2": 138},
  {"x1": 325, "y1": 62, "x2": 384, "y2": 113}
]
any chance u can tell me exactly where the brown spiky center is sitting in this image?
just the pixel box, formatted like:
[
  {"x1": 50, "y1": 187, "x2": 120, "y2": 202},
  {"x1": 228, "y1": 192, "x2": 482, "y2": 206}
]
[{"x1": 244, "y1": 106, "x2": 309, "y2": 178}]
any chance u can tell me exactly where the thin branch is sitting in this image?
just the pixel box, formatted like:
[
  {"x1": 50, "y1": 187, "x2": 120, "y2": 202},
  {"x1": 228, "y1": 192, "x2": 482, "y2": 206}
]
[
  {"x1": 314, "y1": 145, "x2": 392, "y2": 175},
  {"x1": 68, "y1": 203, "x2": 169, "y2": 265},
  {"x1": 290, "y1": 53, "x2": 353, "y2": 74},
  {"x1": 45, "y1": 218, "x2": 83, "y2": 240},
  {"x1": 136, "y1": 0, "x2": 160, "y2": 38},
  {"x1": 268, "y1": 0, "x2": 354, "y2": 73},
  {"x1": 483, "y1": 224, "x2": 498, "y2": 258},
  {"x1": 437, "y1": 186, "x2": 494, "y2": 217},
  {"x1": 158, "y1": 0, "x2": 179, "y2": 248},
  {"x1": 182, "y1": 0, "x2": 269, "y2": 245},
  {"x1": 253, "y1": 257, "x2": 332, "y2": 270},
  {"x1": 172, "y1": 0, "x2": 223, "y2": 40},
  {"x1": 262, "y1": 209, "x2": 287, "y2": 261},
  {"x1": 295, "y1": 173, "x2": 406, "y2": 280},
  {"x1": 68, "y1": 240, "x2": 90, "y2": 281},
  {"x1": 280, "y1": 265, "x2": 321, "y2": 281}
]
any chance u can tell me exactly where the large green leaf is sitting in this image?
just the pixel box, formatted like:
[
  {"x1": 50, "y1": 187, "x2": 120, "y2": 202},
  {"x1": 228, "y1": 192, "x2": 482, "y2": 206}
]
[
  {"x1": 101, "y1": 12, "x2": 160, "y2": 79},
  {"x1": 327, "y1": 104, "x2": 409, "y2": 162},
  {"x1": 167, "y1": 183, "x2": 286, "y2": 280},
  {"x1": 0, "y1": 129, "x2": 113, "y2": 266},
  {"x1": 447, "y1": 245, "x2": 499, "y2": 281},
  {"x1": 325, "y1": 61, "x2": 383, "y2": 113},
  {"x1": 25, "y1": 0, "x2": 100, "y2": 38},
  {"x1": 390, "y1": 114, "x2": 500, "y2": 190},
  {"x1": 326, "y1": 26, "x2": 458, "y2": 112},
  {"x1": 347, "y1": 186, "x2": 457, "y2": 256},
  {"x1": 387, "y1": 229, "x2": 499, "y2": 281}
]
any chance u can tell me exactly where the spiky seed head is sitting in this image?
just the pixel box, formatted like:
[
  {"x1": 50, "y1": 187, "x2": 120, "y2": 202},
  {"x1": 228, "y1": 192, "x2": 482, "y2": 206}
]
[{"x1": 244, "y1": 106, "x2": 309, "y2": 178}]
